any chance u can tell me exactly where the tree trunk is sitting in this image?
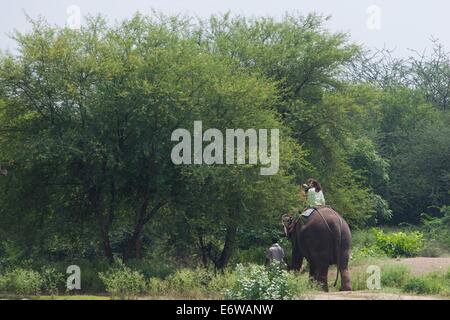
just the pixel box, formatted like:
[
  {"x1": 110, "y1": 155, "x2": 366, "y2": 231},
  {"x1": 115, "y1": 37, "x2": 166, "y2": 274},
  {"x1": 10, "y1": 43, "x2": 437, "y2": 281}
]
[
  {"x1": 122, "y1": 200, "x2": 166, "y2": 262},
  {"x1": 216, "y1": 223, "x2": 237, "y2": 270},
  {"x1": 101, "y1": 224, "x2": 114, "y2": 263},
  {"x1": 88, "y1": 183, "x2": 114, "y2": 263},
  {"x1": 198, "y1": 235, "x2": 209, "y2": 268},
  {"x1": 123, "y1": 226, "x2": 143, "y2": 262}
]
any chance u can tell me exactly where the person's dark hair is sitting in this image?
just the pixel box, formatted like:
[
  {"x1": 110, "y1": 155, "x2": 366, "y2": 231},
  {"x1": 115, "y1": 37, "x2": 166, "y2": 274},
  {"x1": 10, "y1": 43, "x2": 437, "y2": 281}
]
[
  {"x1": 307, "y1": 178, "x2": 322, "y2": 192},
  {"x1": 271, "y1": 236, "x2": 279, "y2": 244}
]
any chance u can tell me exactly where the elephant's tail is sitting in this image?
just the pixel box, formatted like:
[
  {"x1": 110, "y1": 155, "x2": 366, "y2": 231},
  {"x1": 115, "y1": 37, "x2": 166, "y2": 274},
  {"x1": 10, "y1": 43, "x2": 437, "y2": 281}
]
[{"x1": 333, "y1": 212, "x2": 343, "y2": 287}]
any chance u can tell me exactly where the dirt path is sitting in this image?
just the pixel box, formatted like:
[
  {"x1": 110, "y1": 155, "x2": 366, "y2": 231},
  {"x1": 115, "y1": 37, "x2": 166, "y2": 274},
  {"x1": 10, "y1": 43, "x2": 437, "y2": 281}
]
[
  {"x1": 306, "y1": 257, "x2": 450, "y2": 300},
  {"x1": 306, "y1": 291, "x2": 443, "y2": 300},
  {"x1": 386, "y1": 257, "x2": 450, "y2": 275}
]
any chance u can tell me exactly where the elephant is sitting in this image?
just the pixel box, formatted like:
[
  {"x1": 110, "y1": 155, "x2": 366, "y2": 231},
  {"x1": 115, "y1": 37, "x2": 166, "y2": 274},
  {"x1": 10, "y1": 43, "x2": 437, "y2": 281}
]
[{"x1": 282, "y1": 206, "x2": 352, "y2": 291}]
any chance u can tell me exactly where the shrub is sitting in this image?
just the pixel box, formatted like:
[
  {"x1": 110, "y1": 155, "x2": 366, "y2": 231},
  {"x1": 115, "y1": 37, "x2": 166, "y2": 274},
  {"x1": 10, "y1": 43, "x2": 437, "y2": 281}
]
[
  {"x1": 381, "y1": 265, "x2": 410, "y2": 288},
  {"x1": 207, "y1": 270, "x2": 237, "y2": 295},
  {"x1": 0, "y1": 268, "x2": 43, "y2": 296},
  {"x1": 349, "y1": 265, "x2": 411, "y2": 291},
  {"x1": 420, "y1": 206, "x2": 450, "y2": 255},
  {"x1": 225, "y1": 263, "x2": 293, "y2": 300},
  {"x1": 372, "y1": 228, "x2": 424, "y2": 257},
  {"x1": 147, "y1": 277, "x2": 169, "y2": 296},
  {"x1": 402, "y1": 271, "x2": 449, "y2": 296},
  {"x1": 40, "y1": 267, "x2": 65, "y2": 295},
  {"x1": 165, "y1": 268, "x2": 210, "y2": 293},
  {"x1": 128, "y1": 258, "x2": 177, "y2": 279},
  {"x1": 146, "y1": 268, "x2": 236, "y2": 299},
  {"x1": 351, "y1": 245, "x2": 386, "y2": 264},
  {"x1": 419, "y1": 239, "x2": 448, "y2": 257},
  {"x1": 350, "y1": 269, "x2": 370, "y2": 291},
  {"x1": 99, "y1": 262, "x2": 145, "y2": 299},
  {"x1": 286, "y1": 272, "x2": 319, "y2": 297},
  {"x1": 351, "y1": 229, "x2": 377, "y2": 249}
]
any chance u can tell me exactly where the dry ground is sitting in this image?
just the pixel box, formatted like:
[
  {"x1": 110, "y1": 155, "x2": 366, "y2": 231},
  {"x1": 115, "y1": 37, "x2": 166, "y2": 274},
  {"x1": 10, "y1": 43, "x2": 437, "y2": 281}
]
[{"x1": 308, "y1": 257, "x2": 450, "y2": 300}]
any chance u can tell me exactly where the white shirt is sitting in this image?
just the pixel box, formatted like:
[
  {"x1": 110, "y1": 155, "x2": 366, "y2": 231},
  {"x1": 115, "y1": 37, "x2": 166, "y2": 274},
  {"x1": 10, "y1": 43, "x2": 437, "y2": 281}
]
[{"x1": 307, "y1": 188, "x2": 326, "y2": 206}]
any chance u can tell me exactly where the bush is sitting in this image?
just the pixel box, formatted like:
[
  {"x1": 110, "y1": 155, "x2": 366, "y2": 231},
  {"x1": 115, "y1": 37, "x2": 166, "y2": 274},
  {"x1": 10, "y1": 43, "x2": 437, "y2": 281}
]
[
  {"x1": 40, "y1": 267, "x2": 65, "y2": 295},
  {"x1": 402, "y1": 271, "x2": 450, "y2": 296},
  {"x1": 350, "y1": 265, "x2": 411, "y2": 291},
  {"x1": 99, "y1": 262, "x2": 145, "y2": 299},
  {"x1": 0, "y1": 268, "x2": 43, "y2": 296},
  {"x1": 286, "y1": 272, "x2": 319, "y2": 297},
  {"x1": 420, "y1": 206, "x2": 450, "y2": 255},
  {"x1": 350, "y1": 269, "x2": 370, "y2": 291},
  {"x1": 351, "y1": 229, "x2": 377, "y2": 249},
  {"x1": 225, "y1": 263, "x2": 293, "y2": 300},
  {"x1": 145, "y1": 268, "x2": 236, "y2": 299},
  {"x1": 207, "y1": 270, "x2": 237, "y2": 294},
  {"x1": 372, "y1": 228, "x2": 424, "y2": 257},
  {"x1": 351, "y1": 245, "x2": 386, "y2": 264},
  {"x1": 128, "y1": 258, "x2": 177, "y2": 279},
  {"x1": 147, "y1": 277, "x2": 170, "y2": 296},
  {"x1": 165, "y1": 268, "x2": 210, "y2": 293},
  {"x1": 381, "y1": 265, "x2": 411, "y2": 288},
  {"x1": 419, "y1": 239, "x2": 448, "y2": 257}
]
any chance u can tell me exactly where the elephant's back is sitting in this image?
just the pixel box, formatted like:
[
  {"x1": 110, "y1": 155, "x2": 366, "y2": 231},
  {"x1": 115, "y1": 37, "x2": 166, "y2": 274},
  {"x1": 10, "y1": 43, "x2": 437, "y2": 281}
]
[
  {"x1": 301, "y1": 207, "x2": 351, "y2": 247},
  {"x1": 306, "y1": 207, "x2": 349, "y2": 228}
]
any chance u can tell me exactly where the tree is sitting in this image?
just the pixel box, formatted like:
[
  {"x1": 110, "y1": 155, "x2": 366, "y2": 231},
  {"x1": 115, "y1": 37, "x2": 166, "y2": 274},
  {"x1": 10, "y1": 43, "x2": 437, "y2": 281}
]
[{"x1": 0, "y1": 14, "x2": 302, "y2": 265}]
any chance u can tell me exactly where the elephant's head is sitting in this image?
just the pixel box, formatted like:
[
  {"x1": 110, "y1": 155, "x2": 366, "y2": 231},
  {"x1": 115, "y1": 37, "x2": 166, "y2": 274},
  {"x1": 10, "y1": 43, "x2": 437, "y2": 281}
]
[{"x1": 281, "y1": 214, "x2": 293, "y2": 237}]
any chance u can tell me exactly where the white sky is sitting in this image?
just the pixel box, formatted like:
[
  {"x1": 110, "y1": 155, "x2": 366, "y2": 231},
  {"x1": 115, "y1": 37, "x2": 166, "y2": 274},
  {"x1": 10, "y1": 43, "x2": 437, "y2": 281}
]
[{"x1": 0, "y1": 0, "x2": 449, "y2": 56}]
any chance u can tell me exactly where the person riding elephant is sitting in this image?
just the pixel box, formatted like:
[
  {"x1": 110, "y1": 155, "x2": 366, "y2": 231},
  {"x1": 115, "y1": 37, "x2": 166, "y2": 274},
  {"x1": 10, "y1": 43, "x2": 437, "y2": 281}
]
[
  {"x1": 282, "y1": 181, "x2": 352, "y2": 292},
  {"x1": 303, "y1": 178, "x2": 326, "y2": 207}
]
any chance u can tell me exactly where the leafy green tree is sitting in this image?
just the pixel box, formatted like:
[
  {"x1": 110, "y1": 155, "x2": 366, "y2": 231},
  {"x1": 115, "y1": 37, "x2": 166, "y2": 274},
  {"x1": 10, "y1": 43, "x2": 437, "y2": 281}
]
[{"x1": 0, "y1": 14, "x2": 302, "y2": 266}]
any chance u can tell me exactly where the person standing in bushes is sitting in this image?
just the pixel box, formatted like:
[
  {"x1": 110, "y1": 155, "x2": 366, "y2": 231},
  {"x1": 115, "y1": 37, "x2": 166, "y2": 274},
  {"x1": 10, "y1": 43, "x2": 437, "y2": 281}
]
[{"x1": 266, "y1": 237, "x2": 287, "y2": 269}]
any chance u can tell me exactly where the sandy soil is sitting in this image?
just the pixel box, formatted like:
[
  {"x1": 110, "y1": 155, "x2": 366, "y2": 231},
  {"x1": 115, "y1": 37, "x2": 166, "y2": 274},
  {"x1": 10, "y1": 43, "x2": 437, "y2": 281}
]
[
  {"x1": 306, "y1": 291, "x2": 442, "y2": 300},
  {"x1": 387, "y1": 257, "x2": 450, "y2": 275},
  {"x1": 306, "y1": 257, "x2": 450, "y2": 300}
]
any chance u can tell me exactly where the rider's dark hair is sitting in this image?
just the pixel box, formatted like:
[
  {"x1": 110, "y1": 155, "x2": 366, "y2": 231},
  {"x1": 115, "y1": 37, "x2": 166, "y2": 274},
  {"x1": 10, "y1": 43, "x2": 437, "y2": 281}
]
[{"x1": 307, "y1": 178, "x2": 322, "y2": 192}]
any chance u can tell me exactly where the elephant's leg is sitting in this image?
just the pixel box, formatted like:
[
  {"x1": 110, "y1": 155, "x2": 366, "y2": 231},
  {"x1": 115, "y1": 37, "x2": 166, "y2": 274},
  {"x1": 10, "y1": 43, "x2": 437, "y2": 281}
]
[
  {"x1": 339, "y1": 267, "x2": 352, "y2": 291},
  {"x1": 339, "y1": 249, "x2": 352, "y2": 291},
  {"x1": 290, "y1": 248, "x2": 303, "y2": 271},
  {"x1": 316, "y1": 265, "x2": 329, "y2": 292}
]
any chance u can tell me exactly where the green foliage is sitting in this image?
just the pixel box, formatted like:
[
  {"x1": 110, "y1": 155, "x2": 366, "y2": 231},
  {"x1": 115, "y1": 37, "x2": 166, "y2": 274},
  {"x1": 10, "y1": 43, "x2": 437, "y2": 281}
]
[
  {"x1": 0, "y1": 268, "x2": 43, "y2": 295},
  {"x1": 286, "y1": 272, "x2": 320, "y2": 296},
  {"x1": 350, "y1": 229, "x2": 386, "y2": 264},
  {"x1": 381, "y1": 265, "x2": 411, "y2": 288},
  {"x1": 127, "y1": 259, "x2": 178, "y2": 279},
  {"x1": 146, "y1": 268, "x2": 236, "y2": 299},
  {"x1": 351, "y1": 245, "x2": 386, "y2": 264},
  {"x1": 402, "y1": 271, "x2": 450, "y2": 296},
  {"x1": 206, "y1": 271, "x2": 237, "y2": 294},
  {"x1": 372, "y1": 228, "x2": 424, "y2": 257},
  {"x1": 0, "y1": 11, "x2": 448, "y2": 278},
  {"x1": 348, "y1": 137, "x2": 390, "y2": 190},
  {"x1": 40, "y1": 267, "x2": 64, "y2": 295},
  {"x1": 371, "y1": 194, "x2": 393, "y2": 223},
  {"x1": 349, "y1": 269, "x2": 370, "y2": 291},
  {"x1": 225, "y1": 263, "x2": 293, "y2": 300},
  {"x1": 98, "y1": 262, "x2": 145, "y2": 299},
  {"x1": 421, "y1": 206, "x2": 450, "y2": 252},
  {"x1": 165, "y1": 268, "x2": 212, "y2": 294}
]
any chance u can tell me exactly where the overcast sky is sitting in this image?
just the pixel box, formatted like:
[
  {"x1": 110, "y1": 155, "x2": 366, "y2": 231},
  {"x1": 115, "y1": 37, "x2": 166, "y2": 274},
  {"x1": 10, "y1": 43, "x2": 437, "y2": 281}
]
[{"x1": 1, "y1": 0, "x2": 449, "y2": 56}]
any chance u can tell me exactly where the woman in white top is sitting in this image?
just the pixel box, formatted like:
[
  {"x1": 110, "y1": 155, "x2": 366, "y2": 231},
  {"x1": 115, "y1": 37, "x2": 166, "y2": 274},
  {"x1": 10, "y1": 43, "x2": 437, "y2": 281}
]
[{"x1": 303, "y1": 178, "x2": 326, "y2": 207}]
